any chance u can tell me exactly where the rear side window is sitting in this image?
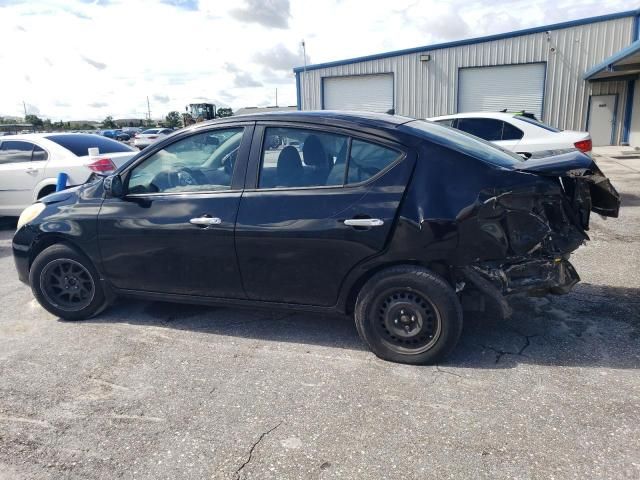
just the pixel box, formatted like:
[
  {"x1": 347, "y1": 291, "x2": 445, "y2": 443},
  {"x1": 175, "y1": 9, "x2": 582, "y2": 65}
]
[
  {"x1": 456, "y1": 118, "x2": 503, "y2": 141},
  {"x1": 259, "y1": 128, "x2": 349, "y2": 188},
  {"x1": 501, "y1": 122, "x2": 524, "y2": 140},
  {"x1": 257, "y1": 127, "x2": 401, "y2": 189},
  {"x1": 32, "y1": 145, "x2": 48, "y2": 161},
  {"x1": 45, "y1": 134, "x2": 134, "y2": 156},
  {"x1": 0, "y1": 140, "x2": 34, "y2": 164},
  {"x1": 347, "y1": 139, "x2": 400, "y2": 184}
]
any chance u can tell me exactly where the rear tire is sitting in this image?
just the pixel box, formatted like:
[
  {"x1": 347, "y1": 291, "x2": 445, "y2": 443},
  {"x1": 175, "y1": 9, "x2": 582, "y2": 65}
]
[
  {"x1": 354, "y1": 266, "x2": 463, "y2": 365},
  {"x1": 29, "y1": 244, "x2": 109, "y2": 321}
]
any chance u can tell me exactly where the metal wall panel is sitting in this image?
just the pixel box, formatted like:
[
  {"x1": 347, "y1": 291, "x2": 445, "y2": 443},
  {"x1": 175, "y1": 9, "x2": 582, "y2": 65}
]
[{"x1": 299, "y1": 16, "x2": 635, "y2": 144}]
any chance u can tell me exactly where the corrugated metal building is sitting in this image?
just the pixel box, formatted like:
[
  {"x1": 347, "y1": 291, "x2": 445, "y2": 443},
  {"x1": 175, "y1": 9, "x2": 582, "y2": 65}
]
[{"x1": 294, "y1": 10, "x2": 640, "y2": 146}]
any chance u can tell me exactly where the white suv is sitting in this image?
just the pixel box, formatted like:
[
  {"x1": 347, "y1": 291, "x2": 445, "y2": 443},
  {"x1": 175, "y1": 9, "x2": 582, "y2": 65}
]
[
  {"x1": 0, "y1": 133, "x2": 137, "y2": 216},
  {"x1": 428, "y1": 112, "x2": 592, "y2": 158}
]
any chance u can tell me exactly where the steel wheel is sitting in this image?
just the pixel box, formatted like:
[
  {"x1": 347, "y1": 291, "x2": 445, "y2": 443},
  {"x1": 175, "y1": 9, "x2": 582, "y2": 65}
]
[
  {"x1": 39, "y1": 258, "x2": 95, "y2": 312},
  {"x1": 374, "y1": 289, "x2": 442, "y2": 355}
]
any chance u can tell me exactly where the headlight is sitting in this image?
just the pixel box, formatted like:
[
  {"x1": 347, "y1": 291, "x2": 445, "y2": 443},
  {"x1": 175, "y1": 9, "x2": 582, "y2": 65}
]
[{"x1": 17, "y1": 203, "x2": 46, "y2": 230}]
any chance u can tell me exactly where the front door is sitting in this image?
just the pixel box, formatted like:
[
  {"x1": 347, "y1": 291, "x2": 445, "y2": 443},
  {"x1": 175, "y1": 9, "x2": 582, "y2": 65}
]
[
  {"x1": 235, "y1": 124, "x2": 414, "y2": 306},
  {"x1": 588, "y1": 94, "x2": 616, "y2": 146},
  {"x1": 98, "y1": 125, "x2": 253, "y2": 298}
]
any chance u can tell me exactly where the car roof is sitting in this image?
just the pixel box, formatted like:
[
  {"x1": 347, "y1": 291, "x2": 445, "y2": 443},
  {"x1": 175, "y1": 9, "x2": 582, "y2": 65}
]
[
  {"x1": 0, "y1": 132, "x2": 104, "y2": 140},
  {"x1": 428, "y1": 112, "x2": 520, "y2": 122},
  {"x1": 195, "y1": 110, "x2": 416, "y2": 130}
]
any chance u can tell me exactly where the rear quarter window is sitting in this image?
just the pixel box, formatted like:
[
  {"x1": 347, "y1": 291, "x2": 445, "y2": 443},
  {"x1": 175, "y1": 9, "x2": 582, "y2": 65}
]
[
  {"x1": 406, "y1": 120, "x2": 524, "y2": 168},
  {"x1": 45, "y1": 134, "x2": 134, "y2": 156}
]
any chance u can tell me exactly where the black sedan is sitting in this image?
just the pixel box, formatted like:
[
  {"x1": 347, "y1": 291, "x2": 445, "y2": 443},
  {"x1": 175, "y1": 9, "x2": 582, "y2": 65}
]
[{"x1": 12, "y1": 111, "x2": 620, "y2": 364}]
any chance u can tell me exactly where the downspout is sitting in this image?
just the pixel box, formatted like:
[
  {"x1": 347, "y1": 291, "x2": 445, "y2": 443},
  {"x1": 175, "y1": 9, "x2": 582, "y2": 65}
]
[
  {"x1": 621, "y1": 11, "x2": 640, "y2": 145},
  {"x1": 295, "y1": 71, "x2": 302, "y2": 111}
]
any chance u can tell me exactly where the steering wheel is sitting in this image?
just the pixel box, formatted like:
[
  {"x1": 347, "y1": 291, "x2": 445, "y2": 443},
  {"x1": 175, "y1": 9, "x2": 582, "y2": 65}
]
[
  {"x1": 167, "y1": 165, "x2": 200, "y2": 189},
  {"x1": 221, "y1": 147, "x2": 239, "y2": 175}
]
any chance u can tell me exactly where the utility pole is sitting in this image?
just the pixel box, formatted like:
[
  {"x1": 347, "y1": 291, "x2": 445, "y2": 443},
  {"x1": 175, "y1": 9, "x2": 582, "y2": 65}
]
[
  {"x1": 275, "y1": 88, "x2": 278, "y2": 107},
  {"x1": 301, "y1": 40, "x2": 307, "y2": 72},
  {"x1": 146, "y1": 96, "x2": 151, "y2": 123},
  {"x1": 22, "y1": 100, "x2": 27, "y2": 118}
]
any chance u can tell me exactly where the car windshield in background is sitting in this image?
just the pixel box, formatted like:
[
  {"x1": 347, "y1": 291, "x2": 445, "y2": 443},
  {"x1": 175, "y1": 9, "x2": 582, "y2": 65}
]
[
  {"x1": 515, "y1": 115, "x2": 563, "y2": 132},
  {"x1": 45, "y1": 134, "x2": 134, "y2": 156},
  {"x1": 408, "y1": 120, "x2": 524, "y2": 167},
  {"x1": 142, "y1": 129, "x2": 160, "y2": 134}
]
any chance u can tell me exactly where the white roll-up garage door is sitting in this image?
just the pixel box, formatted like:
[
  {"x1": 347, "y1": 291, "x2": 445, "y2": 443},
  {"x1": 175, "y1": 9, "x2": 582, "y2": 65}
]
[
  {"x1": 323, "y1": 74, "x2": 394, "y2": 112},
  {"x1": 458, "y1": 64, "x2": 546, "y2": 118}
]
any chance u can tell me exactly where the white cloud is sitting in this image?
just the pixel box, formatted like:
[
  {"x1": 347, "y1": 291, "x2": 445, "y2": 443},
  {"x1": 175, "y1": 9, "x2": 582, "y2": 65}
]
[{"x1": 0, "y1": 0, "x2": 632, "y2": 120}]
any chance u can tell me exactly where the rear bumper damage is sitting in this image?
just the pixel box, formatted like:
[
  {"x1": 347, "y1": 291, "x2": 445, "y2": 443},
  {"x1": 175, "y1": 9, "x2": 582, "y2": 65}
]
[{"x1": 455, "y1": 152, "x2": 619, "y2": 317}]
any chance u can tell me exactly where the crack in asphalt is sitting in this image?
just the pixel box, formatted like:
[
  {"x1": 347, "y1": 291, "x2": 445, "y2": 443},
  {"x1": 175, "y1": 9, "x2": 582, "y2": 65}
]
[
  {"x1": 234, "y1": 421, "x2": 282, "y2": 480},
  {"x1": 435, "y1": 365, "x2": 462, "y2": 378},
  {"x1": 479, "y1": 331, "x2": 539, "y2": 364}
]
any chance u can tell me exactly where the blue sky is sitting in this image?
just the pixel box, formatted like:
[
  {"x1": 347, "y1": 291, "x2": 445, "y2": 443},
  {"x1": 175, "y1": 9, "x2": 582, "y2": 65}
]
[{"x1": 0, "y1": 0, "x2": 635, "y2": 121}]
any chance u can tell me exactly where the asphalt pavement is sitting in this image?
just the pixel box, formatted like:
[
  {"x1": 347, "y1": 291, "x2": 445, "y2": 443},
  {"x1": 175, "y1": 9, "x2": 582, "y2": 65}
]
[{"x1": 0, "y1": 148, "x2": 638, "y2": 479}]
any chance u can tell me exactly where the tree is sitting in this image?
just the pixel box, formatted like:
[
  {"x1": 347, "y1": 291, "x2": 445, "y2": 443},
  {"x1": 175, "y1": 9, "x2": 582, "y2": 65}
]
[
  {"x1": 25, "y1": 114, "x2": 44, "y2": 128},
  {"x1": 102, "y1": 116, "x2": 117, "y2": 129},
  {"x1": 165, "y1": 111, "x2": 181, "y2": 128},
  {"x1": 217, "y1": 107, "x2": 233, "y2": 118}
]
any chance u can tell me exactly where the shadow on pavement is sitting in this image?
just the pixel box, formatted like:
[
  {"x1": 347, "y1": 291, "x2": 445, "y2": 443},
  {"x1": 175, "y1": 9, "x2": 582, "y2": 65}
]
[{"x1": 76, "y1": 282, "x2": 640, "y2": 370}]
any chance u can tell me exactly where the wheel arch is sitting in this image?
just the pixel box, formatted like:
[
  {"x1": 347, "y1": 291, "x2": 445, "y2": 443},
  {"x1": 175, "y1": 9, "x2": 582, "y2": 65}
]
[
  {"x1": 29, "y1": 235, "x2": 93, "y2": 272},
  {"x1": 341, "y1": 260, "x2": 452, "y2": 315}
]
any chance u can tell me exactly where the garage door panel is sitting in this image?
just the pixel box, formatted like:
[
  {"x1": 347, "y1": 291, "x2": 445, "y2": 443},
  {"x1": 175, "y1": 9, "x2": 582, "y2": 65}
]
[
  {"x1": 323, "y1": 74, "x2": 393, "y2": 112},
  {"x1": 459, "y1": 64, "x2": 545, "y2": 119}
]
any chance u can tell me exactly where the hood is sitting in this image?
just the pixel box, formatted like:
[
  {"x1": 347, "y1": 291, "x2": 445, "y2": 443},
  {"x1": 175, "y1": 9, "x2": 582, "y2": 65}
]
[{"x1": 514, "y1": 151, "x2": 620, "y2": 218}]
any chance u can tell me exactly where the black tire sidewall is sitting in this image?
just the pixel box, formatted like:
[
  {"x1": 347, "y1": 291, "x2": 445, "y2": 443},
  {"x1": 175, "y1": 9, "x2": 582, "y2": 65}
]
[
  {"x1": 355, "y1": 267, "x2": 463, "y2": 365},
  {"x1": 29, "y1": 243, "x2": 107, "y2": 321}
]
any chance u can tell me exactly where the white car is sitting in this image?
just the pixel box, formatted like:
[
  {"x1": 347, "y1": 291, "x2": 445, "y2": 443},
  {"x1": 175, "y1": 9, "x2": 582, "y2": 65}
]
[
  {"x1": 428, "y1": 112, "x2": 592, "y2": 158},
  {"x1": 0, "y1": 133, "x2": 137, "y2": 216},
  {"x1": 133, "y1": 128, "x2": 174, "y2": 150}
]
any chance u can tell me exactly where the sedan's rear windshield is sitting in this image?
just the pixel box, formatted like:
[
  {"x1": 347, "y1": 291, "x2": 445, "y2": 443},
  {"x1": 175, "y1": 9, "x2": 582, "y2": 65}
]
[
  {"x1": 45, "y1": 134, "x2": 134, "y2": 156},
  {"x1": 514, "y1": 115, "x2": 562, "y2": 132},
  {"x1": 406, "y1": 120, "x2": 524, "y2": 168}
]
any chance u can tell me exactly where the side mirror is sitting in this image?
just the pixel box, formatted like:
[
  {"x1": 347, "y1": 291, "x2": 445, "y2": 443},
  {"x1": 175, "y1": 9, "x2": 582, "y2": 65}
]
[{"x1": 103, "y1": 174, "x2": 124, "y2": 198}]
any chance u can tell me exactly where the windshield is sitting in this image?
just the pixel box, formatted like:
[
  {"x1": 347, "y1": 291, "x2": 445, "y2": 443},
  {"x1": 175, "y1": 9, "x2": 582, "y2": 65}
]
[
  {"x1": 405, "y1": 120, "x2": 524, "y2": 167},
  {"x1": 45, "y1": 134, "x2": 134, "y2": 156},
  {"x1": 514, "y1": 115, "x2": 562, "y2": 132}
]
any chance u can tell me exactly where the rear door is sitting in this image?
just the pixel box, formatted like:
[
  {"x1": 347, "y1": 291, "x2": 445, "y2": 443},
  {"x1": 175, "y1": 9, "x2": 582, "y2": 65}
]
[
  {"x1": 235, "y1": 123, "x2": 415, "y2": 306},
  {"x1": 0, "y1": 140, "x2": 48, "y2": 214}
]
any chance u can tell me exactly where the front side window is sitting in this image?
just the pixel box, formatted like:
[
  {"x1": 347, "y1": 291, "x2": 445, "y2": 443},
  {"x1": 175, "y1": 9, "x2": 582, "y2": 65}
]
[
  {"x1": 259, "y1": 128, "x2": 349, "y2": 188},
  {"x1": 127, "y1": 128, "x2": 244, "y2": 194},
  {"x1": 0, "y1": 140, "x2": 34, "y2": 164}
]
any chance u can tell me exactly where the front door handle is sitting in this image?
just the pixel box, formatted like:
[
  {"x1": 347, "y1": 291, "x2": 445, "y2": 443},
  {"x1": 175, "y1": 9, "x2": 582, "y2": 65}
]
[
  {"x1": 190, "y1": 217, "x2": 222, "y2": 226},
  {"x1": 344, "y1": 218, "x2": 384, "y2": 227}
]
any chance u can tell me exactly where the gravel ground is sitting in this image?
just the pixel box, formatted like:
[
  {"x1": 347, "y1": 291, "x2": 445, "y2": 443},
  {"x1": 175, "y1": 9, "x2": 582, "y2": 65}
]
[{"x1": 0, "y1": 150, "x2": 638, "y2": 479}]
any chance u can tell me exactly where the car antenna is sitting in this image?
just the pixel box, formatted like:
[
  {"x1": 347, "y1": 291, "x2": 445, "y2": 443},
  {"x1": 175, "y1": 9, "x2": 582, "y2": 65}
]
[{"x1": 386, "y1": 108, "x2": 395, "y2": 115}]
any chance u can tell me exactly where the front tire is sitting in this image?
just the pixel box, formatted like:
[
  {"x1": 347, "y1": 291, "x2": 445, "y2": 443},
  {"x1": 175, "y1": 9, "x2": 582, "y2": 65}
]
[
  {"x1": 29, "y1": 244, "x2": 109, "y2": 320},
  {"x1": 354, "y1": 266, "x2": 463, "y2": 365}
]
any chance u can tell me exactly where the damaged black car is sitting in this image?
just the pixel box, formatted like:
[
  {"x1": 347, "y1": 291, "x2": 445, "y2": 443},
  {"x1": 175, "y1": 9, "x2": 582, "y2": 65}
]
[{"x1": 12, "y1": 111, "x2": 620, "y2": 364}]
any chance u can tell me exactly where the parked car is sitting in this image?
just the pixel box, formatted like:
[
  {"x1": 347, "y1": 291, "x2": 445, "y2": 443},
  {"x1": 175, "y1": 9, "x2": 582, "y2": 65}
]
[
  {"x1": 0, "y1": 133, "x2": 138, "y2": 216},
  {"x1": 133, "y1": 128, "x2": 173, "y2": 149},
  {"x1": 102, "y1": 129, "x2": 130, "y2": 141},
  {"x1": 428, "y1": 111, "x2": 592, "y2": 158},
  {"x1": 12, "y1": 112, "x2": 619, "y2": 364}
]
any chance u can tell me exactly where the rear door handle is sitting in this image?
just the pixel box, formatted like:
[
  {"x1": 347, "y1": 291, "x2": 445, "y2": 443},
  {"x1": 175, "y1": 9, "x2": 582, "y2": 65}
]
[
  {"x1": 190, "y1": 217, "x2": 222, "y2": 226},
  {"x1": 25, "y1": 167, "x2": 38, "y2": 174},
  {"x1": 344, "y1": 218, "x2": 384, "y2": 227}
]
